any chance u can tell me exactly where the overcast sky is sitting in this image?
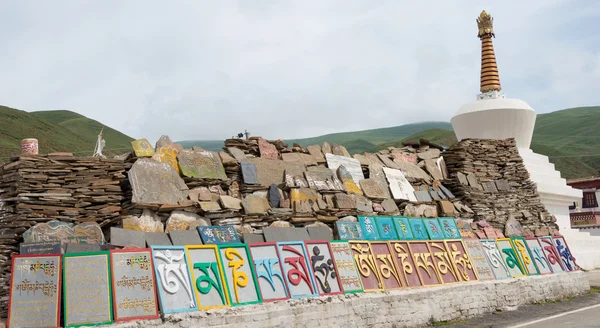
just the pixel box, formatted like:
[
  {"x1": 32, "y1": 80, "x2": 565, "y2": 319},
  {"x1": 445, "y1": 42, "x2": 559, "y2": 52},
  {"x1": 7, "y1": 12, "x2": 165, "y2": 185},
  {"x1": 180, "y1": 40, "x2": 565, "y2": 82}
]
[{"x1": 1, "y1": 1, "x2": 599, "y2": 144}]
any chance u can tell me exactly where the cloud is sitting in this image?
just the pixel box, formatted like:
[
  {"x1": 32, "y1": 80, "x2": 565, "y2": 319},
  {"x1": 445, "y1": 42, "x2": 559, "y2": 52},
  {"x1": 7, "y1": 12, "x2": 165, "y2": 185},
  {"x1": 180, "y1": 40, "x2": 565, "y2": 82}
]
[{"x1": 0, "y1": 1, "x2": 598, "y2": 144}]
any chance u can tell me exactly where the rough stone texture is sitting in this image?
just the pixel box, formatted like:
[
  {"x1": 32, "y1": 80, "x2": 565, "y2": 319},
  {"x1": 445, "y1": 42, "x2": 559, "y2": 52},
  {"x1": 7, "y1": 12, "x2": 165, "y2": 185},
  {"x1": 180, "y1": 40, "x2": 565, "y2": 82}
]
[
  {"x1": 444, "y1": 139, "x2": 555, "y2": 232},
  {"x1": 98, "y1": 272, "x2": 589, "y2": 328},
  {"x1": 129, "y1": 158, "x2": 188, "y2": 204}
]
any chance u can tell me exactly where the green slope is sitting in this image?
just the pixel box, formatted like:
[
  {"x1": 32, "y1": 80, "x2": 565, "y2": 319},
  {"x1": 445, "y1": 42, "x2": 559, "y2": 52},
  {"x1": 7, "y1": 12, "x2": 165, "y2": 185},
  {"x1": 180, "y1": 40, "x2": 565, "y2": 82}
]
[
  {"x1": 370, "y1": 129, "x2": 458, "y2": 152},
  {"x1": 31, "y1": 110, "x2": 134, "y2": 153},
  {"x1": 178, "y1": 140, "x2": 224, "y2": 152},
  {"x1": 0, "y1": 106, "x2": 89, "y2": 159}
]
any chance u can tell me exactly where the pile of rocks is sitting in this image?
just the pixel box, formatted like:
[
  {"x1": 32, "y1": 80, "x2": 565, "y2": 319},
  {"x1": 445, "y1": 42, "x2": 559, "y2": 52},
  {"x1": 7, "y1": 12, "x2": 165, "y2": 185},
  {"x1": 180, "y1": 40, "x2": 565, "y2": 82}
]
[
  {"x1": 0, "y1": 153, "x2": 127, "y2": 316},
  {"x1": 443, "y1": 138, "x2": 555, "y2": 233}
]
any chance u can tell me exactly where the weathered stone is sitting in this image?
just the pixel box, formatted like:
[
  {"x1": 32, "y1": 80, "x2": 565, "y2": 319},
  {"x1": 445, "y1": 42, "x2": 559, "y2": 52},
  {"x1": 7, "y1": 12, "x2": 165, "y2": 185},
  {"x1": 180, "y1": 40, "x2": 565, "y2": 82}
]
[
  {"x1": 414, "y1": 190, "x2": 433, "y2": 202},
  {"x1": 335, "y1": 193, "x2": 356, "y2": 209},
  {"x1": 123, "y1": 209, "x2": 164, "y2": 232},
  {"x1": 128, "y1": 158, "x2": 188, "y2": 204},
  {"x1": 482, "y1": 181, "x2": 498, "y2": 193},
  {"x1": 422, "y1": 205, "x2": 438, "y2": 218},
  {"x1": 359, "y1": 179, "x2": 385, "y2": 199},
  {"x1": 326, "y1": 153, "x2": 364, "y2": 184},
  {"x1": 187, "y1": 218, "x2": 211, "y2": 230},
  {"x1": 227, "y1": 147, "x2": 247, "y2": 161},
  {"x1": 383, "y1": 167, "x2": 417, "y2": 201},
  {"x1": 466, "y1": 173, "x2": 482, "y2": 190},
  {"x1": 339, "y1": 216, "x2": 358, "y2": 222},
  {"x1": 177, "y1": 149, "x2": 227, "y2": 180},
  {"x1": 353, "y1": 154, "x2": 371, "y2": 166},
  {"x1": 424, "y1": 159, "x2": 443, "y2": 181},
  {"x1": 417, "y1": 149, "x2": 441, "y2": 160},
  {"x1": 258, "y1": 138, "x2": 278, "y2": 159},
  {"x1": 337, "y1": 165, "x2": 362, "y2": 195},
  {"x1": 392, "y1": 160, "x2": 432, "y2": 183},
  {"x1": 457, "y1": 172, "x2": 469, "y2": 185},
  {"x1": 438, "y1": 200, "x2": 456, "y2": 216},
  {"x1": 505, "y1": 216, "x2": 524, "y2": 237},
  {"x1": 23, "y1": 220, "x2": 74, "y2": 243},
  {"x1": 495, "y1": 179, "x2": 511, "y2": 191},
  {"x1": 242, "y1": 195, "x2": 270, "y2": 215},
  {"x1": 404, "y1": 204, "x2": 418, "y2": 217},
  {"x1": 240, "y1": 162, "x2": 259, "y2": 185},
  {"x1": 391, "y1": 153, "x2": 418, "y2": 164},
  {"x1": 307, "y1": 145, "x2": 326, "y2": 163},
  {"x1": 131, "y1": 138, "x2": 155, "y2": 157},
  {"x1": 220, "y1": 195, "x2": 242, "y2": 210},
  {"x1": 165, "y1": 211, "x2": 202, "y2": 232},
  {"x1": 243, "y1": 158, "x2": 305, "y2": 187},
  {"x1": 306, "y1": 222, "x2": 333, "y2": 240},
  {"x1": 355, "y1": 195, "x2": 372, "y2": 213},
  {"x1": 268, "y1": 184, "x2": 282, "y2": 208},
  {"x1": 322, "y1": 142, "x2": 332, "y2": 154},
  {"x1": 219, "y1": 151, "x2": 237, "y2": 165},
  {"x1": 377, "y1": 154, "x2": 401, "y2": 169},
  {"x1": 199, "y1": 201, "x2": 222, "y2": 212},
  {"x1": 381, "y1": 199, "x2": 399, "y2": 213},
  {"x1": 332, "y1": 144, "x2": 351, "y2": 158},
  {"x1": 369, "y1": 163, "x2": 392, "y2": 199}
]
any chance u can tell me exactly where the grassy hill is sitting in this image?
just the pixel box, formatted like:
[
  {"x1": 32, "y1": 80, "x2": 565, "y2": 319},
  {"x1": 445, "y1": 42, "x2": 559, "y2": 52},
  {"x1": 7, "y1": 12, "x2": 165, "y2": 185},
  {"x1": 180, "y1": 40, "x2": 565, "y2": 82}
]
[
  {"x1": 370, "y1": 129, "x2": 458, "y2": 152},
  {"x1": 0, "y1": 106, "x2": 134, "y2": 160}
]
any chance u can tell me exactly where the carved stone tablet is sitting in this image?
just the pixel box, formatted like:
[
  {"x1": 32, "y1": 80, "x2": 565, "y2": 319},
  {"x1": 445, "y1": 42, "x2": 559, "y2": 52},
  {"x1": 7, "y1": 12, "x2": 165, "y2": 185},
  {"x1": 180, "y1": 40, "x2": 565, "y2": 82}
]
[
  {"x1": 19, "y1": 240, "x2": 62, "y2": 255},
  {"x1": 218, "y1": 244, "x2": 262, "y2": 305},
  {"x1": 128, "y1": 158, "x2": 189, "y2": 205},
  {"x1": 305, "y1": 241, "x2": 342, "y2": 296},
  {"x1": 325, "y1": 153, "x2": 364, "y2": 185},
  {"x1": 383, "y1": 167, "x2": 417, "y2": 202},
  {"x1": 248, "y1": 243, "x2": 289, "y2": 302},
  {"x1": 63, "y1": 252, "x2": 113, "y2": 326},
  {"x1": 330, "y1": 242, "x2": 363, "y2": 293},
  {"x1": 177, "y1": 149, "x2": 227, "y2": 180},
  {"x1": 110, "y1": 249, "x2": 159, "y2": 321},
  {"x1": 186, "y1": 245, "x2": 230, "y2": 309},
  {"x1": 151, "y1": 246, "x2": 197, "y2": 313},
  {"x1": 8, "y1": 255, "x2": 61, "y2": 328}
]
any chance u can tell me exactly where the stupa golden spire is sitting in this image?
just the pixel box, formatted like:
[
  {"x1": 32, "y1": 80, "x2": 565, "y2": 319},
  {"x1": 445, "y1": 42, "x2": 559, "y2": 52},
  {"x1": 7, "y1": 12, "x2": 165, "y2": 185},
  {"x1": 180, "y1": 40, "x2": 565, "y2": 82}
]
[{"x1": 477, "y1": 10, "x2": 501, "y2": 93}]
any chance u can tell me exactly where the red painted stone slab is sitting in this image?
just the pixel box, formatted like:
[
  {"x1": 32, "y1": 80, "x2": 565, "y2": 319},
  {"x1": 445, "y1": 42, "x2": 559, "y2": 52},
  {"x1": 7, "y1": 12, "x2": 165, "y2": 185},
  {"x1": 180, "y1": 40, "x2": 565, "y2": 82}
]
[
  {"x1": 428, "y1": 241, "x2": 459, "y2": 284},
  {"x1": 370, "y1": 242, "x2": 404, "y2": 290},
  {"x1": 538, "y1": 237, "x2": 565, "y2": 273},
  {"x1": 408, "y1": 241, "x2": 442, "y2": 286},
  {"x1": 258, "y1": 138, "x2": 278, "y2": 160},
  {"x1": 445, "y1": 240, "x2": 478, "y2": 282},
  {"x1": 389, "y1": 241, "x2": 422, "y2": 287},
  {"x1": 349, "y1": 241, "x2": 383, "y2": 292}
]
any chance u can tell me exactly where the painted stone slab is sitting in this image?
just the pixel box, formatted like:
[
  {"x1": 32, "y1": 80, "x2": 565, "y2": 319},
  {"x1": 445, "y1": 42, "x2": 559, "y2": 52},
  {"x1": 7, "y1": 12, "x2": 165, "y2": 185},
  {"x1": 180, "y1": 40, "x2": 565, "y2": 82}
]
[
  {"x1": 178, "y1": 149, "x2": 227, "y2": 180},
  {"x1": 248, "y1": 243, "x2": 289, "y2": 302},
  {"x1": 358, "y1": 216, "x2": 380, "y2": 240},
  {"x1": 409, "y1": 218, "x2": 429, "y2": 240},
  {"x1": 510, "y1": 237, "x2": 539, "y2": 275},
  {"x1": 495, "y1": 238, "x2": 526, "y2": 278},
  {"x1": 427, "y1": 241, "x2": 459, "y2": 284},
  {"x1": 151, "y1": 246, "x2": 197, "y2": 313},
  {"x1": 438, "y1": 218, "x2": 461, "y2": 239},
  {"x1": 23, "y1": 220, "x2": 74, "y2": 243},
  {"x1": 445, "y1": 240, "x2": 478, "y2": 282},
  {"x1": 330, "y1": 241, "x2": 363, "y2": 293},
  {"x1": 480, "y1": 239, "x2": 511, "y2": 280},
  {"x1": 538, "y1": 237, "x2": 565, "y2": 273},
  {"x1": 258, "y1": 138, "x2": 278, "y2": 159},
  {"x1": 462, "y1": 239, "x2": 495, "y2": 281},
  {"x1": 110, "y1": 249, "x2": 159, "y2": 322},
  {"x1": 218, "y1": 244, "x2": 262, "y2": 306},
  {"x1": 335, "y1": 221, "x2": 364, "y2": 241},
  {"x1": 305, "y1": 241, "x2": 343, "y2": 295},
  {"x1": 131, "y1": 139, "x2": 155, "y2": 157},
  {"x1": 8, "y1": 255, "x2": 61, "y2": 328},
  {"x1": 393, "y1": 217, "x2": 414, "y2": 240},
  {"x1": 375, "y1": 217, "x2": 398, "y2": 240},
  {"x1": 553, "y1": 236, "x2": 579, "y2": 271},
  {"x1": 525, "y1": 238, "x2": 553, "y2": 275},
  {"x1": 325, "y1": 153, "x2": 364, "y2": 185},
  {"x1": 382, "y1": 167, "x2": 417, "y2": 202},
  {"x1": 277, "y1": 242, "x2": 318, "y2": 298},
  {"x1": 370, "y1": 242, "x2": 404, "y2": 290},
  {"x1": 20, "y1": 240, "x2": 62, "y2": 255},
  {"x1": 389, "y1": 241, "x2": 421, "y2": 287},
  {"x1": 63, "y1": 252, "x2": 113, "y2": 327},
  {"x1": 197, "y1": 226, "x2": 241, "y2": 245},
  {"x1": 185, "y1": 245, "x2": 230, "y2": 310},
  {"x1": 408, "y1": 241, "x2": 442, "y2": 286},
  {"x1": 423, "y1": 219, "x2": 445, "y2": 240},
  {"x1": 349, "y1": 241, "x2": 383, "y2": 292}
]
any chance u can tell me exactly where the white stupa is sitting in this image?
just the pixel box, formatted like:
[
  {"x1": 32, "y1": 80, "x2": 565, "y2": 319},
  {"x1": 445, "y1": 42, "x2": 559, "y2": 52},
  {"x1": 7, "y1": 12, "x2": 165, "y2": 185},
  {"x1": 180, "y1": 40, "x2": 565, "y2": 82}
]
[{"x1": 451, "y1": 11, "x2": 600, "y2": 269}]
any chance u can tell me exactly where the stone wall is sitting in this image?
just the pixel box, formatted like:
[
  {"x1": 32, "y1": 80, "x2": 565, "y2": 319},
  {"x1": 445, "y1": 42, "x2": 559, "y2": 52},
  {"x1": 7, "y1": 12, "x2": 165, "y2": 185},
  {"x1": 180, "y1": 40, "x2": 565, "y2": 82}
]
[
  {"x1": 99, "y1": 272, "x2": 589, "y2": 328},
  {"x1": 444, "y1": 139, "x2": 556, "y2": 233}
]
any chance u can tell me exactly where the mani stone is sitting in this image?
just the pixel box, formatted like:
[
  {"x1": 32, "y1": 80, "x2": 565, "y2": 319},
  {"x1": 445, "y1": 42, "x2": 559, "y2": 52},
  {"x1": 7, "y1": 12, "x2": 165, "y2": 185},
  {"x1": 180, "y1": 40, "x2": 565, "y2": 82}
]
[
  {"x1": 268, "y1": 184, "x2": 282, "y2": 208},
  {"x1": 393, "y1": 160, "x2": 432, "y2": 183},
  {"x1": 392, "y1": 153, "x2": 418, "y2": 164},
  {"x1": 381, "y1": 199, "x2": 400, "y2": 214},
  {"x1": 169, "y1": 230, "x2": 203, "y2": 246},
  {"x1": 495, "y1": 179, "x2": 511, "y2": 191},
  {"x1": 200, "y1": 201, "x2": 222, "y2": 212},
  {"x1": 23, "y1": 221, "x2": 74, "y2": 243},
  {"x1": 241, "y1": 162, "x2": 260, "y2": 185},
  {"x1": 355, "y1": 195, "x2": 372, "y2": 213},
  {"x1": 424, "y1": 159, "x2": 443, "y2": 181},
  {"x1": 457, "y1": 172, "x2": 469, "y2": 186},
  {"x1": 131, "y1": 138, "x2": 155, "y2": 157},
  {"x1": 165, "y1": 211, "x2": 201, "y2": 232},
  {"x1": 414, "y1": 190, "x2": 433, "y2": 202},
  {"x1": 128, "y1": 158, "x2": 189, "y2": 205},
  {"x1": 439, "y1": 200, "x2": 456, "y2": 216},
  {"x1": 242, "y1": 195, "x2": 270, "y2": 215},
  {"x1": 20, "y1": 241, "x2": 62, "y2": 255},
  {"x1": 369, "y1": 163, "x2": 392, "y2": 199},
  {"x1": 417, "y1": 149, "x2": 441, "y2": 160},
  {"x1": 322, "y1": 142, "x2": 332, "y2": 154},
  {"x1": 439, "y1": 184, "x2": 455, "y2": 199},
  {"x1": 482, "y1": 181, "x2": 498, "y2": 193},
  {"x1": 73, "y1": 222, "x2": 105, "y2": 244},
  {"x1": 227, "y1": 147, "x2": 247, "y2": 161},
  {"x1": 359, "y1": 179, "x2": 385, "y2": 199},
  {"x1": 243, "y1": 158, "x2": 305, "y2": 187},
  {"x1": 145, "y1": 232, "x2": 173, "y2": 246},
  {"x1": 505, "y1": 217, "x2": 524, "y2": 237},
  {"x1": 258, "y1": 138, "x2": 279, "y2": 159},
  {"x1": 177, "y1": 149, "x2": 227, "y2": 180},
  {"x1": 219, "y1": 151, "x2": 236, "y2": 165},
  {"x1": 307, "y1": 145, "x2": 326, "y2": 163},
  {"x1": 220, "y1": 195, "x2": 242, "y2": 210},
  {"x1": 337, "y1": 165, "x2": 362, "y2": 195},
  {"x1": 466, "y1": 173, "x2": 482, "y2": 190},
  {"x1": 332, "y1": 144, "x2": 351, "y2": 158},
  {"x1": 335, "y1": 193, "x2": 356, "y2": 209},
  {"x1": 428, "y1": 187, "x2": 441, "y2": 201},
  {"x1": 110, "y1": 227, "x2": 146, "y2": 248}
]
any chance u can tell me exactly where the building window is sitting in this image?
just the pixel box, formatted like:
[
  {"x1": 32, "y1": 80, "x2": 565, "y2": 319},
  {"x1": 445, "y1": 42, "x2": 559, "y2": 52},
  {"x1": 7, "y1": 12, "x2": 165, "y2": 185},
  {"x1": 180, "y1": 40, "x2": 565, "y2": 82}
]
[
  {"x1": 569, "y1": 202, "x2": 576, "y2": 210},
  {"x1": 582, "y1": 192, "x2": 598, "y2": 208}
]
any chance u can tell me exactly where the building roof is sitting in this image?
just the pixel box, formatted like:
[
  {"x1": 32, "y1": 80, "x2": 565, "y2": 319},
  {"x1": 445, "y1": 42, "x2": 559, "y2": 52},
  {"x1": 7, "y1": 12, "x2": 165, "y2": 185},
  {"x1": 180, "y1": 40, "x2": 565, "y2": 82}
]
[{"x1": 567, "y1": 175, "x2": 600, "y2": 185}]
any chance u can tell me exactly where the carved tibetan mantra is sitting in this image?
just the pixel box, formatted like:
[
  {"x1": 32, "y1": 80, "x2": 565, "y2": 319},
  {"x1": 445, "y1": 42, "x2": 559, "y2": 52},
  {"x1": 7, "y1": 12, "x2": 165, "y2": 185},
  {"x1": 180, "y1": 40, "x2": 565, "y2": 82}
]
[
  {"x1": 445, "y1": 240, "x2": 479, "y2": 282},
  {"x1": 335, "y1": 222, "x2": 364, "y2": 240},
  {"x1": 525, "y1": 238, "x2": 553, "y2": 275},
  {"x1": 277, "y1": 242, "x2": 318, "y2": 298},
  {"x1": 480, "y1": 239, "x2": 511, "y2": 280},
  {"x1": 423, "y1": 219, "x2": 445, "y2": 240},
  {"x1": 409, "y1": 219, "x2": 430, "y2": 240},
  {"x1": 359, "y1": 216, "x2": 380, "y2": 240},
  {"x1": 510, "y1": 237, "x2": 539, "y2": 275},
  {"x1": 185, "y1": 245, "x2": 230, "y2": 310},
  {"x1": 329, "y1": 241, "x2": 363, "y2": 293},
  {"x1": 462, "y1": 239, "x2": 495, "y2": 281},
  {"x1": 370, "y1": 242, "x2": 404, "y2": 290},
  {"x1": 389, "y1": 241, "x2": 422, "y2": 287},
  {"x1": 375, "y1": 217, "x2": 398, "y2": 240},
  {"x1": 248, "y1": 243, "x2": 289, "y2": 302},
  {"x1": 496, "y1": 238, "x2": 526, "y2": 278},
  {"x1": 197, "y1": 226, "x2": 241, "y2": 245},
  {"x1": 427, "y1": 240, "x2": 459, "y2": 284},
  {"x1": 553, "y1": 236, "x2": 579, "y2": 271},
  {"x1": 110, "y1": 249, "x2": 159, "y2": 322},
  {"x1": 218, "y1": 244, "x2": 262, "y2": 306},
  {"x1": 349, "y1": 241, "x2": 384, "y2": 292},
  {"x1": 305, "y1": 241, "x2": 343, "y2": 296},
  {"x1": 408, "y1": 241, "x2": 442, "y2": 286},
  {"x1": 393, "y1": 217, "x2": 414, "y2": 240},
  {"x1": 151, "y1": 246, "x2": 197, "y2": 313},
  {"x1": 439, "y1": 218, "x2": 461, "y2": 239},
  {"x1": 63, "y1": 252, "x2": 113, "y2": 327},
  {"x1": 8, "y1": 254, "x2": 62, "y2": 328},
  {"x1": 538, "y1": 237, "x2": 565, "y2": 273}
]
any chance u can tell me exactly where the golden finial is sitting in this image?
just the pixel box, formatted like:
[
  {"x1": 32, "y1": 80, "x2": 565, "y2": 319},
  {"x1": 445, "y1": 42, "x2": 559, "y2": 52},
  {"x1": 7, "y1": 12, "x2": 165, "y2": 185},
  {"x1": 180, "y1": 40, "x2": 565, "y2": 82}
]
[{"x1": 477, "y1": 10, "x2": 494, "y2": 38}]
